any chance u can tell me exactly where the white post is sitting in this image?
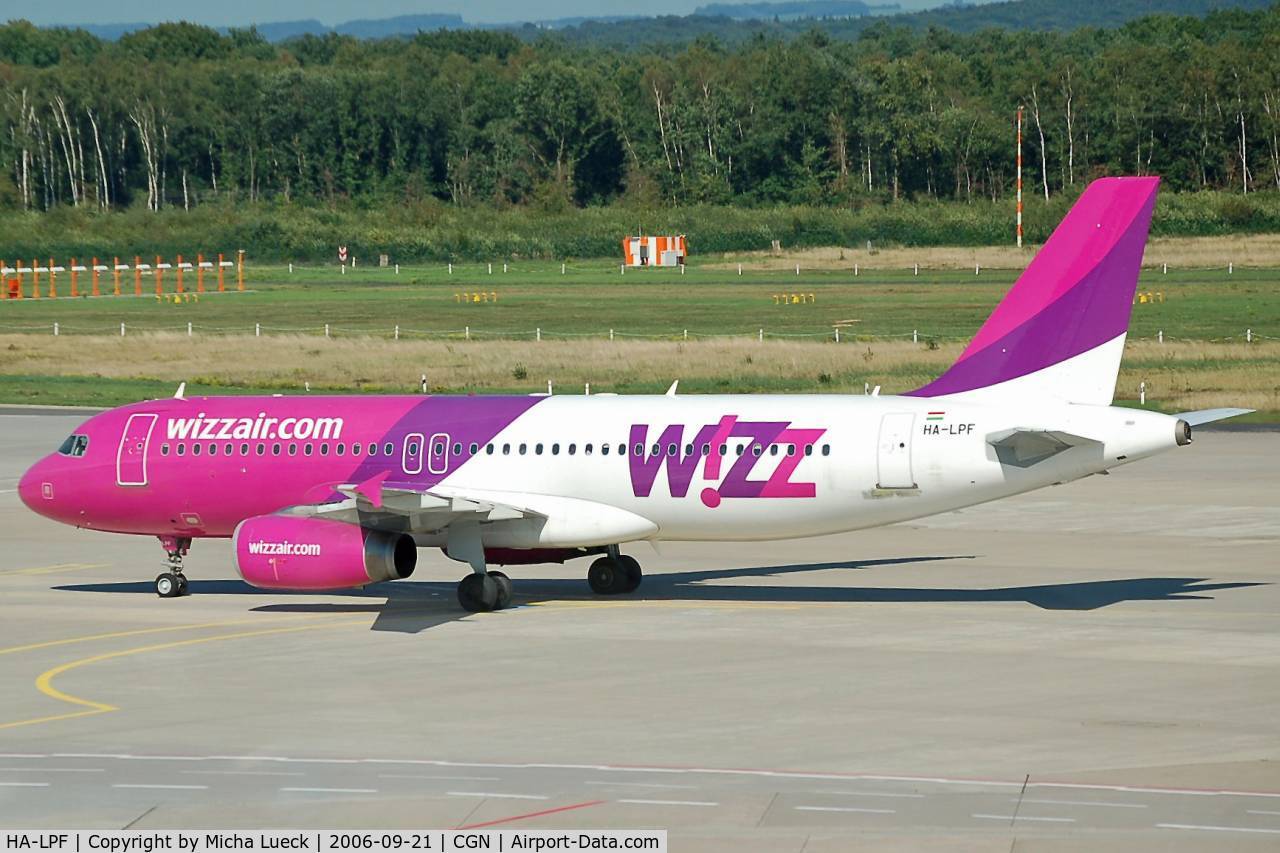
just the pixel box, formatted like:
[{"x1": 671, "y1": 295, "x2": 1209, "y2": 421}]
[
  {"x1": 1162, "y1": 262, "x2": 1167, "y2": 274},
  {"x1": 53, "y1": 322, "x2": 58, "y2": 336},
  {"x1": 1158, "y1": 330, "x2": 1164, "y2": 344},
  {"x1": 324, "y1": 323, "x2": 330, "y2": 338},
  {"x1": 609, "y1": 329, "x2": 614, "y2": 341},
  {"x1": 488, "y1": 263, "x2": 492, "y2": 275},
  {"x1": 913, "y1": 329, "x2": 918, "y2": 344},
  {"x1": 395, "y1": 264, "x2": 399, "y2": 275},
  {"x1": 683, "y1": 329, "x2": 688, "y2": 340},
  {"x1": 585, "y1": 382, "x2": 590, "y2": 395},
  {"x1": 1247, "y1": 328, "x2": 1252, "y2": 343},
  {"x1": 256, "y1": 323, "x2": 261, "y2": 337},
  {"x1": 1229, "y1": 262, "x2": 1234, "y2": 274},
  {"x1": 834, "y1": 327, "x2": 840, "y2": 343},
  {"x1": 120, "y1": 322, "x2": 126, "y2": 337},
  {"x1": 562, "y1": 263, "x2": 566, "y2": 275},
  {"x1": 758, "y1": 328, "x2": 763, "y2": 342},
  {"x1": 536, "y1": 327, "x2": 541, "y2": 342},
  {"x1": 289, "y1": 262, "x2": 293, "y2": 274},
  {"x1": 1140, "y1": 381, "x2": 1146, "y2": 405},
  {"x1": 503, "y1": 263, "x2": 507, "y2": 273},
  {"x1": 421, "y1": 374, "x2": 427, "y2": 394},
  {"x1": 914, "y1": 263, "x2": 919, "y2": 275},
  {"x1": 394, "y1": 325, "x2": 399, "y2": 340},
  {"x1": 187, "y1": 321, "x2": 192, "y2": 337},
  {"x1": 975, "y1": 263, "x2": 980, "y2": 275},
  {"x1": 854, "y1": 264, "x2": 858, "y2": 276},
  {"x1": 620, "y1": 264, "x2": 625, "y2": 275},
  {"x1": 680, "y1": 264, "x2": 685, "y2": 275},
  {"x1": 795, "y1": 263, "x2": 800, "y2": 275},
  {"x1": 448, "y1": 263, "x2": 453, "y2": 275},
  {"x1": 864, "y1": 382, "x2": 870, "y2": 395},
  {"x1": 738, "y1": 264, "x2": 742, "y2": 276},
  {"x1": 341, "y1": 265, "x2": 345, "y2": 275},
  {"x1": 465, "y1": 326, "x2": 470, "y2": 341}
]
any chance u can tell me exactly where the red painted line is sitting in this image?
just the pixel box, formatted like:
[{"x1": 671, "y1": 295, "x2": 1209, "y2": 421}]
[{"x1": 458, "y1": 799, "x2": 606, "y2": 830}]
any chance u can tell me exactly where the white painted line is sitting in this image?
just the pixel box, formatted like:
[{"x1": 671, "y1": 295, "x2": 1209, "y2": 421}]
[
  {"x1": 972, "y1": 814, "x2": 1075, "y2": 823},
  {"x1": 378, "y1": 774, "x2": 500, "y2": 782},
  {"x1": 795, "y1": 806, "x2": 895, "y2": 814},
  {"x1": 182, "y1": 770, "x2": 305, "y2": 777},
  {"x1": 1158, "y1": 823, "x2": 1280, "y2": 835},
  {"x1": 0, "y1": 767, "x2": 104, "y2": 773},
  {"x1": 0, "y1": 782, "x2": 50, "y2": 787},
  {"x1": 1015, "y1": 797, "x2": 1147, "y2": 809},
  {"x1": 618, "y1": 799, "x2": 718, "y2": 807},
  {"x1": 281, "y1": 787, "x2": 377, "y2": 794},
  {"x1": 0, "y1": 754, "x2": 47, "y2": 758},
  {"x1": 447, "y1": 792, "x2": 548, "y2": 801},
  {"x1": 112, "y1": 784, "x2": 208, "y2": 790},
  {"x1": 1248, "y1": 810, "x2": 1280, "y2": 816},
  {"x1": 814, "y1": 790, "x2": 925, "y2": 799},
  {"x1": 584, "y1": 781, "x2": 698, "y2": 790}
]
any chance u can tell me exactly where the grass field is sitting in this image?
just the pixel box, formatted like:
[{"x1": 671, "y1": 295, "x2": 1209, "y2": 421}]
[{"x1": 1, "y1": 256, "x2": 1276, "y2": 419}]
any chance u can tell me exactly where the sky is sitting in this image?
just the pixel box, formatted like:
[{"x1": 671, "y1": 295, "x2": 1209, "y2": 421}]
[{"x1": 10, "y1": 0, "x2": 953, "y2": 27}]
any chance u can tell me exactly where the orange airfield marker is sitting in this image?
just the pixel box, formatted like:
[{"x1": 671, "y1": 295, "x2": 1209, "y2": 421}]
[
  {"x1": 155, "y1": 256, "x2": 163, "y2": 297},
  {"x1": 31, "y1": 259, "x2": 39, "y2": 299},
  {"x1": 134, "y1": 256, "x2": 142, "y2": 297},
  {"x1": 113, "y1": 257, "x2": 121, "y2": 297},
  {"x1": 197, "y1": 253, "x2": 205, "y2": 293},
  {"x1": 218, "y1": 253, "x2": 225, "y2": 292},
  {"x1": 48, "y1": 258, "x2": 57, "y2": 299}
]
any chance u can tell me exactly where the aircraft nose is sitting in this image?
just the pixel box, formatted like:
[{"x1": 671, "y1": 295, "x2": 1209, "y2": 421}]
[{"x1": 18, "y1": 458, "x2": 54, "y2": 515}]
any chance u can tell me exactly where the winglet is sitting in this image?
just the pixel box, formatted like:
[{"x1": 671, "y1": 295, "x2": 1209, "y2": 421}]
[{"x1": 353, "y1": 471, "x2": 391, "y2": 508}]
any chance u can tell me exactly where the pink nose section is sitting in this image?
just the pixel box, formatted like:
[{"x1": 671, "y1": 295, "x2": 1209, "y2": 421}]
[{"x1": 17, "y1": 461, "x2": 52, "y2": 514}]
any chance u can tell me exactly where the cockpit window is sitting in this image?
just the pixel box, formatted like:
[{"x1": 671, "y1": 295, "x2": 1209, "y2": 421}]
[{"x1": 57, "y1": 434, "x2": 90, "y2": 458}]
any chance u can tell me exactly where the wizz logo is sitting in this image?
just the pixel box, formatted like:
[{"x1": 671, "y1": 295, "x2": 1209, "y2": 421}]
[{"x1": 629, "y1": 416, "x2": 825, "y2": 508}]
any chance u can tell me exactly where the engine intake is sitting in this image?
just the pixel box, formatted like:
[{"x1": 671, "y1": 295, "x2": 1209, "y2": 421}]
[{"x1": 233, "y1": 515, "x2": 416, "y2": 591}]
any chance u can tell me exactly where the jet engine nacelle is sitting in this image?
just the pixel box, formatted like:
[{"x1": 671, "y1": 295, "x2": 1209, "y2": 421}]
[{"x1": 233, "y1": 515, "x2": 416, "y2": 591}]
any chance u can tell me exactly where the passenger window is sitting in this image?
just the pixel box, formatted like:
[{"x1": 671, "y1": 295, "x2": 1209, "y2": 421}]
[
  {"x1": 769, "y1": 444, "x2": 778, "y2": 456},
  {"x1": 240, "y1": 443, "x2": 249, "y2": 456},
  {"x1": 535, "y1": 443, "x2": 544, "y2": 455},
  {"x1": 453, "y1": 442, "x2": 463, "y2": 455},
  {"x1": 351, "y1": 442, "x2": 361, "y2": 455},
  {"x1": 502, "y1": 444, "x2": 510, "y2": 455},
  {"x1": 209, "y1": 444, "x2": 218, "y2": 457},
  {"x1": 735, "y1": 445, "x2": 744, "y2": 456},
  {"x1": 666, "y1": 443, "x2": 676, "y2": 456},
  {"x1": 192, "y1": 444, "x2": 201, "y2": 456},
  {"x1": 304, "y1": 445, "x2": 313, "y2": 457},
  {"x1": 384, "y1": 442, "x2": 394, "y2": 456},
  {"x1": 177, "y1": 444, "x2": 186, "y2": 456},
  {"x1": 225, "y1": 443, "x2": 233, "y2": 456},
  {"x1": 470, "y1": 443, "x2": 479, "y2": 455},
  {"x1": 701, "y1": 444, "x2": 710, "y2": 456},
  {"x1": 634, "y1": 443, "x2": 643, "y2": 456},
  {"x1": 719, "y1": 444, "x2": 728, "y2": 455},
  {"x1": 432, "y1": 442, "x2": 442, "y2": 455},
  {"x1": 821, "y1": 444, "x2": 831, "y2": 456},
  {"x1": 601, "y1": 443, "x2": 610, "y2": 456},
  {"x1": 272, "y1": 444, "x2": 281, "y2": 456},
  {"x1": 804, "y1": 444, "x2": 813, "y2": 456},
  {"x1": 787, "y1": 444, "x2": 796, "y2": 456},
  {"x1": 320, "y1": 443, "x2": 329, "y2": 456},
  {"x1": 752, "y1": 444, "x2": 762, "y2": 457},
  {"x1": 650, "y1": 444, "x2": 660, "y2": 456},
  {"x1": 569, "y1": 443, "x2": 576, "y2": 455},
  {"x1": 336, "y1": 443, "x2": 345, "y2": 456},
  {"x1": 519, "y1": 443, "x2": 527, "y2": 455},
  {"x1": 618, "y1": 443, "x2": 626, "y2": 455},
  {"x1": 585, "y1": 444, "x2": 593, "y2": 455},
  {"x1": 256, "y1": 444, "x2": 265, "y2": 456},
  {"x1": 552, "y1": 443, "x2": 560, "y2": 455},
  {"x1": 289, "y1": 443, "x2": 297, "y2": 456},
  {"x1": 486, "y1": 444, "x2": 494, "y2": 455},
  {"x1": 161, "y1": 444, "x2": 170, "y2": 456},
  {"x1": 684, "y1": 444, "x2": 693, "y2": 456}
]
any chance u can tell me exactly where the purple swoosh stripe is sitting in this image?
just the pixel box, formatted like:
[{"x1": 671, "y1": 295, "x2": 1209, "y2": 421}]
[
  {"x1": 346, "y1": 395, "x2": 544, "y2": 490},
  {"x1": 909, "y1": 180, "x2": 1157, "y2": 397}
]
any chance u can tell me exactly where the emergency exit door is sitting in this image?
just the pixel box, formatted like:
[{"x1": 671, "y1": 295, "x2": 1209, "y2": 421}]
[
  {"x1": 876, "y1": 413, "x2": 916, "y2": 489},
  {"x1": 116, "y1": 413, "x2": 157, "y2": 487}
]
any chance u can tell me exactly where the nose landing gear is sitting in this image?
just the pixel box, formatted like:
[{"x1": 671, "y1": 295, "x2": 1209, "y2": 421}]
[{"x1": 155, "y1": 535, "x2": 192, "y2": 598}]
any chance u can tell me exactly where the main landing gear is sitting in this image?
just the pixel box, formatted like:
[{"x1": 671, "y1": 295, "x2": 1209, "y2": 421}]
[
  {"x1": 155, "y1": 535, "x2": 192, "y2": 598},
  {"x1": 587, "y1": 548, "x2": 642, "y2": 596},
  {"x1": 457, "y1": 570, "x2": 512, "y2": 613}
]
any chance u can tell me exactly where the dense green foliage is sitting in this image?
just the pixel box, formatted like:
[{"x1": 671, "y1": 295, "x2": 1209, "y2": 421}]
[{"x1": 1, "y1": 3, "x2": 1279, "y2": 228}]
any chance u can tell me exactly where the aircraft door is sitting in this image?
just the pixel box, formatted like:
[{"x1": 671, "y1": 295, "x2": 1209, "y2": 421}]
[
  {"x1": 876, "y1": 413, "x2": 916, "y2": 489},
  {"x1": 426, "y1": 432, "x2": 451, "y2": 475},
  {"x1": 402, "y1": 432, "x2": 425, "y2": 475},
  {"x1": 116, "y1": 413, "x2": 158, "y2": 487}
]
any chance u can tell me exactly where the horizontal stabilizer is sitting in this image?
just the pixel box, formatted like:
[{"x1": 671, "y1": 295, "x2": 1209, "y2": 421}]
[
  {"x1": 986, "y1": 428, "x2": 1099, "y2": 468},
  {"x1": 1176, "y1": 408, "x2": 1255, "y2": 426}
]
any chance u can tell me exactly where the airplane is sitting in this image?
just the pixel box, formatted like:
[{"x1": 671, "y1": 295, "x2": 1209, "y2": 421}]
[{"x1": 18, "y1": 177, "x2": 1252, "y2": 612}]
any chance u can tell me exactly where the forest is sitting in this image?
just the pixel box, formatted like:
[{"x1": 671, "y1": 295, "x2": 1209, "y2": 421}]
[{"x1": 1, "y1": 3, "x2": 1279, "y2": 245}]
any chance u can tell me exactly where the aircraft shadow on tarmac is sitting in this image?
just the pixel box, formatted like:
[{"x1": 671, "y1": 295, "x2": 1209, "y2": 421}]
[{"x1": 55, "y1": 555, "x2": 1266, "y2": 635}]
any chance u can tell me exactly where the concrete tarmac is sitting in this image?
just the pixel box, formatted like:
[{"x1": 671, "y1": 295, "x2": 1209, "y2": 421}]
[{"x1": 1, "y1": 412, "x2": 1277, "y2": 850}]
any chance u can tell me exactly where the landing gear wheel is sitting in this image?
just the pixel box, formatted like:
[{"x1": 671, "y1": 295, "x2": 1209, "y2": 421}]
[
  {"x1": 588, "y1": 557, "x2": 630, "y2": 595},
  {"x1": 458, "y1": 573, "x2": 500, "y2": 612},
  {"x1": 490, "y1": 571, "x2": 513, "y2": 609},
  {"x1": 175, "y1": 575, "x2": 190, "y2": 596},
  {"x1": 155, "y1": 572, "x2": 180, "y2": 598},
  {"x1": 617, "y1": 555, "x2": 642, "y2": 593}
]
